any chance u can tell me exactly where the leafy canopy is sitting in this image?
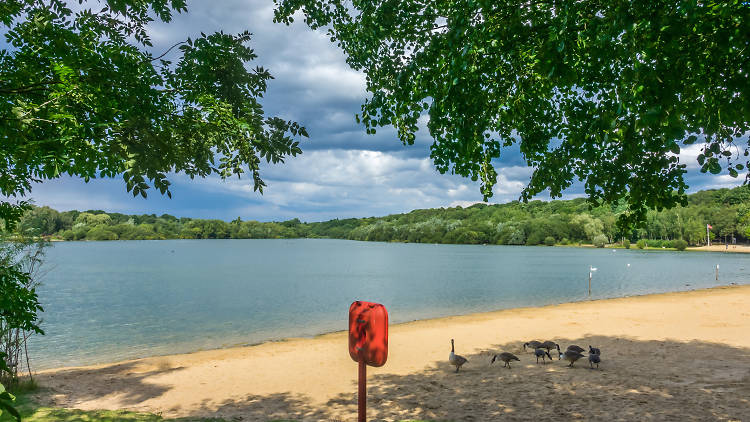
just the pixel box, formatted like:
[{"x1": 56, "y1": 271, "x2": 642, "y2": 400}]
[
  {"x1": 274, "y1": 0, "x2": 750, "y2": 226},
  {"x1": 1, "y1": 0, "x2": 308, "y2": 228}
]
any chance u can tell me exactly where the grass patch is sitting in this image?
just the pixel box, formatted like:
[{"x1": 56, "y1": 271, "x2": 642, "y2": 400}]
[{"x1": 1, "y1": 392, "x2": 205, "y2": 422}]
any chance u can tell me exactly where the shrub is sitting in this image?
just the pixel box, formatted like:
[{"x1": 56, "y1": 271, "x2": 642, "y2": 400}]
[
  {"x1": 507, "y1": 228, "x2": 526, "y2": 245},
  {"x1": 60, "y1": 230, "x2": 75, "y2": 241},
  {"x1": 622, "y1": 239, "x2": 630, "y2": 249},
  {"x1": 72, "y1": 225, "x2": 89, "y2": 240},
  {"x1": 636, "y1": 239, "x2": 647, "y2": 249},
  {"x1": 662, "y1": 240, "x2": 674, "y2": 249},
  {"x1": 544, "y1": 236, "x2": 556, "y2": 246},
  {"x1": 592, "y1": 234, "x2": 608, "y2": 248},
  {"x1": 85, "y1": 226, "x2": 118, "y2": 241},
  {"x1": 560, "y1": 238, "x2": 569, "y2": 245},
  {"x1": 673, "y1": 239, "x2": 688, "y2": 251},
  {"x1": 525, "y1": 231, "x2": 544, "y2": 245},
  {"x1": 646, "y1": 239, "x2": 663, "y2": 248}
]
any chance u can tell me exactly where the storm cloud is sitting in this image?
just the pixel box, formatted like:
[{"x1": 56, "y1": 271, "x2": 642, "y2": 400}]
[{"x1": 17, "y1": 0, "x2": 746, "y2": 221}]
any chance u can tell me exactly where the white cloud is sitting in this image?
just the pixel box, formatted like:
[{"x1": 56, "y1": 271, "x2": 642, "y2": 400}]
[{"x1": 175, "y1": 149, "x2": 533, "y2": 220}]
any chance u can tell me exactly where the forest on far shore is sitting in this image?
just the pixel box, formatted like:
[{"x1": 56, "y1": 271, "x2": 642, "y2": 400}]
[{"x1": 6, "y1": 185, "x2": 750, "y2": 248}]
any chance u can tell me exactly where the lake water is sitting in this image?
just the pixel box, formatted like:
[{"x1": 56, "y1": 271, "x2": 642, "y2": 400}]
[{"x1": 28, "y1": 239, "x2": 749, "y2": 369}]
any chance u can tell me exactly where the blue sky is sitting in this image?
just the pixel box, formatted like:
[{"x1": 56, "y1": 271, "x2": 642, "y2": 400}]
[{"x1": 15, "y1": 1, "x2": 747, "y2": 222}]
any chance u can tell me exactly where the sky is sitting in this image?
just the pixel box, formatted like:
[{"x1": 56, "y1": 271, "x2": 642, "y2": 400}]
[{"x1": 14, "y1": 0, "x2": 748, "y2": 222}]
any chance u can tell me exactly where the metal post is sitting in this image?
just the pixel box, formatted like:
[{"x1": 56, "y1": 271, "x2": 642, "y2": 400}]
[
  {"x1": 358, "y1": 359, "x2": 366, "y2": 422},
  {"x1": 716, "y1": 264, "x2": 719, "y2": 281}
]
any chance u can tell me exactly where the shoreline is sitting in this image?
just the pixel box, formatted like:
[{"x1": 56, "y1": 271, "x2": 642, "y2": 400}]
[
  {"x1": 31, "y1": 284, "x2": 750, "y2": 420},
  {"x1": 46, "y1": 236, "x2": 750, "y2": 254},
  {"x1": 35, "y1": 282, "x2": 749, "y2": 373}
]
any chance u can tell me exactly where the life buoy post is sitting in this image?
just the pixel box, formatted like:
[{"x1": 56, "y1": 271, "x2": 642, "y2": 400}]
[{"x1": 349, "y1": 301, "x2": 388, "y2": 422}]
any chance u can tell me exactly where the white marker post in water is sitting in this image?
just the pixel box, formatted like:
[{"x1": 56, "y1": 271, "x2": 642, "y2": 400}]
[
  {"x1": 716, "y1": 264, "x2": 719, "y2": 281},
  {"x1": 589, "y1": 266, "x2": 597, "y2": 297}
]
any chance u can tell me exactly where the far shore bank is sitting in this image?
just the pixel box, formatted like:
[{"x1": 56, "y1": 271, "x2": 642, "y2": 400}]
[
  {"x1": 31, "y1": 284, "x2": 750, "y2": 421},
  {"x1": 42, "y1": 236, "x2": 750, "y2": 254}
]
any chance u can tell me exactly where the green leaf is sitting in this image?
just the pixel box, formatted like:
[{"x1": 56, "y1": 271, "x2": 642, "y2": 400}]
[{"x1": 0, "y1": 6, "x2": 307, "y2": 227}]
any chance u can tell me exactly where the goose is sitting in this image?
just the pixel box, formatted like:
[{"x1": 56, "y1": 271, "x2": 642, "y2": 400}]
[
  {"x1": 566, "y1": 345, "x2": 585, "y2": 354},
  {"x1": 540, "y1": 341, "x2": 560, "y2": 357},
  {"x1": 533, "y1": 348, "x2": 552, "y2": 364},
  {"x1": 449, "y1": 339, "x2": 468, "y2": 373},
  {"x1": 523, "y1": 340, "x2": 543, "y2": 351},
  {"x1": 490, "y1": 352, "x2": 520, "y2": 369},
  {"x1": 559, "y1": 350, "x2": 585, "y2": 367},
  {"x1": 589, "y1": 345, "x2": 601, "y2": 355},
  {"x1": 588, "y1": 353, "x2": 601, "y2": 369}
]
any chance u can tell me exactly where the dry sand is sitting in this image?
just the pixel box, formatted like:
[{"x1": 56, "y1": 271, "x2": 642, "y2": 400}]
[
  {"x1": 33, "y1": 285, "x2": 750, "y2": 421},
  {"x1": 690, "y1": 244, "x2": 750, "y2": 253}
]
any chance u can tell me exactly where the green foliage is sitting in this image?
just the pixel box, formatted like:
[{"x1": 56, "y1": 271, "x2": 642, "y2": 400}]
[
  {"x1": 0, "y1": 1, "x2": 308, "y2": 229},
  {"x1": 0, "y1": 381, "x2": 20, "y2": 422},
  {"x1": 622, "y1": 239, "x2": 630, "y2": 249},
  {"x1": 592, "y1": 234, "x2": 608, "y2": 248},
  {"x1": 636, "y1": 239, "x2": 647, "y2": 249},
  {"x1": 0, "y1": 266, "x2": 43, "y2": 336},
  {"x1": 274, "y1": 0, "x2": 750, "y2": 227},
  {"x1": 85, "y1": 226, "x2": 118, "y2": 241},
  {"x1": 1, "y1": 236, "x2": 48, "y2": 388},
  {"x1": 646, "y1": 239, "x2": 668, "y2": 248},
  {"x1": 10, "y1": 186, "x2": 750, "y2": 248},
  {"x1": 544, "y1": 236, "x2": 555, "y2": 246},
  {"x1": 673, "y1": 239, "x2": 688, "y2": 251}
]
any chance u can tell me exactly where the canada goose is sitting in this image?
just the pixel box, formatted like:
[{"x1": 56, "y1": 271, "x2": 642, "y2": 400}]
[
  {"x1": 589, "y1": 345, "x2": 601, "y2": 355},
  {"x1": 589, "y1": 353, "x2": 601, "y2": 369},
  {"x1": 567, "y1": 345, "x2": 585, "y2": 354},
  {"x1": 449, "y1": 339, "x2": 468, "y2": 373},
  {"x1": 523, "y1": 340, "x2": 542, "y2": 351},
  {"x1": 540, "y1": 341, "x2": 560, "y2": 357},
  {"x1": 490, "y1": 352, "x2": 520, "y2": 369},
  {"x1": 559, "y1": 350, "x2": 585, "y2": 367},
  {"x1": 534, "y1": 348, "x2": 552, "y2": 364}
]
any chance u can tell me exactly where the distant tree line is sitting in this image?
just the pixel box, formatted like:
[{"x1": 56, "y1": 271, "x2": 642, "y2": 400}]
[{"x1": 6, "y1": 186, "x2": 750, "y2": 247}]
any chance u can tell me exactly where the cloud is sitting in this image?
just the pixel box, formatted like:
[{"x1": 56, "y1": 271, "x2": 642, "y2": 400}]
[
  {"x1": 153, "y1": 149, "x2": 537, "y2": 221},
  {"x1": 5, "y1": 1, "x2": 748, "y2": 224}
]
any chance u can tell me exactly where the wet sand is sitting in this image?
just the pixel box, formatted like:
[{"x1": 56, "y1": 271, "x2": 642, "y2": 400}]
[{"x1": 33, "y1": 285, "x2": 750, "y2": 421}]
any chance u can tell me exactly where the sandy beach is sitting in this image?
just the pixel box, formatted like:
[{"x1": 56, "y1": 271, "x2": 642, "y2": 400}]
[
  {"x1": 690, "y1": 244, "x2": 750, "y2": 253},
  {"x1": 32, "y1": 285, "x2": 750, "y2": 421}
]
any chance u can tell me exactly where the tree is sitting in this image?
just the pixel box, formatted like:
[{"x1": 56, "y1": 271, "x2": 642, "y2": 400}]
[
  {"x1": 0, "y1": 235, "x2": 46, "y2": 384},
  {"x1": 85, "y1": 226, "x2": 118, "y2": 240},
  {"x1": 274, "y1": 0, "x2": 750, "y2": 226},
  {"x1": 1, "y1": 0, "x2": 308, "y2": 229},
  {"x1": 19, "y1": 205, "x2": 60, "y2": 235},
  {"x1": 592, "y1": 234, "x2": 608, "y2": 248}
]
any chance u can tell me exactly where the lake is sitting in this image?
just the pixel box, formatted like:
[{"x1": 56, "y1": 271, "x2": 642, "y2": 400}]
[{"x1": 28, "y1": 239, "x2": 749, "y2": 369}]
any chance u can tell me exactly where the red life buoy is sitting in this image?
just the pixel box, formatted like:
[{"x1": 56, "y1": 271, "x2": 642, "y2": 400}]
[{"x1": 348, "y1": 301, "x2": 388, "y2": 367}]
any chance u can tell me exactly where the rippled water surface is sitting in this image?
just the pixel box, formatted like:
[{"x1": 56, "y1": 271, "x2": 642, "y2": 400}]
[{"x1": 29, "y1": 239, "x2": 749, "y2": 369}]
